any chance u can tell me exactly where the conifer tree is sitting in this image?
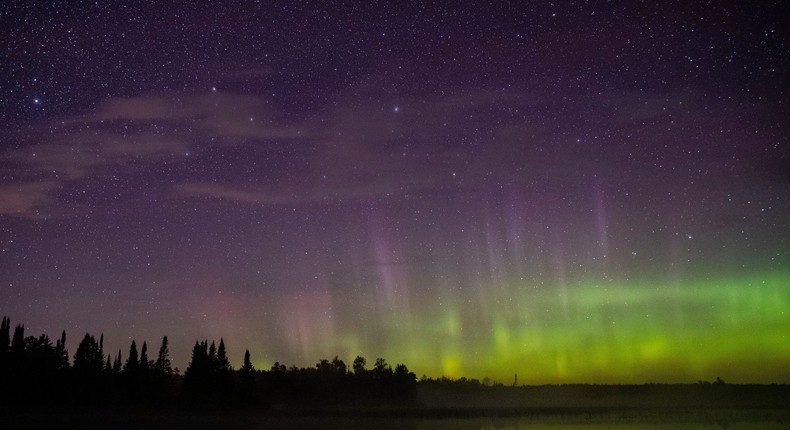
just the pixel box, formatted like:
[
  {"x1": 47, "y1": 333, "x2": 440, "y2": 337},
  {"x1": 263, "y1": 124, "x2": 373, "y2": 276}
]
[
  {"x1": 10, "y1": 325, "x2": 25, "y2": 356},
  {"x1": 154, "y1": 336, "x2": 172, "y2": 375},
  {"x1": 185, "y1": 341, "x2": 205, "y2": 377},
  {"x1": 0, "y1": 317, "x2": 10, "y2": 370},
  {"x1": 240, "y1": 349, "x2": 254, "y2": 373},
  {"x1": 208, "y1": 341, "x2": 216, "y2": 366},
  {"x1": 113, "y1": 350, "x2": 122, "y2": 373},
  {"x1": 0, "y1": 317, "x2": 10, "y2": 355},
  {"x1": 216, "y1": 338, "x2": 231, "y2": 371},
  {"x1": 238, "y1": 349, "x2": 256, "y2": 404},
  {"x1": 125, "y1": 340, "x2": 139, "y2": 373},
  {"x1": 140, "y1": 341, "x2": 149, "y2": 371},
  {"x1": 98, "y1": 334, "x2": 104, "y2": 367},
  {"x1": 74, "y1": 333, "x2": 103, "y2": 374},
  {"x1": 54, "y1": 330, "x2": 69, "y2": 370}
]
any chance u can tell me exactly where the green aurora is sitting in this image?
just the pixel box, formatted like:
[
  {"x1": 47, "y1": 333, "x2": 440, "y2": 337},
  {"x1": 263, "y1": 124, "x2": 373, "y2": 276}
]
[{"x1": 247, "y1": 271, "x2": 790, "y2": 384}]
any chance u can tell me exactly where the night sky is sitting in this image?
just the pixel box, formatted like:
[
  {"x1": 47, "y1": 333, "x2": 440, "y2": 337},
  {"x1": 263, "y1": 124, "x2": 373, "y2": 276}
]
[{"x1": 2, "y1": 1, "x2": 789, "y2": 384}]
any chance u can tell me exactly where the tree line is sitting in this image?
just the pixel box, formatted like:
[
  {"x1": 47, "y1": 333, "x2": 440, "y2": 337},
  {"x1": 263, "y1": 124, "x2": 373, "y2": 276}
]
[{"x1": 0, "y1": 316, "x2": 417, "y2": 407}]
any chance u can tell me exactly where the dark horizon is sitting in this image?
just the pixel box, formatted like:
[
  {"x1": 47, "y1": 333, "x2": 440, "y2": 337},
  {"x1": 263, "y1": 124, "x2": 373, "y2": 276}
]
[
  {"x1": 5, "y1": 311, "x2": 790, "y2": 430},
  {"x1": 2, "y1": 1, "x2": 789, "y2": 385},
  {"x1": 2, "y1": 314, "x2": 789, "y2": 386}
]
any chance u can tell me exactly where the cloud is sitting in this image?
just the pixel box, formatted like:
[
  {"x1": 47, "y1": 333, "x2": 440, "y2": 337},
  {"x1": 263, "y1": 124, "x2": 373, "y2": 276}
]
[
  {"x1": 96, "y1": 97, "x2": 174, "y2": 121},
  {"x1": 91, "y1": 92, "x2": 305, "y2": 141},
  {"x1": 176, "y1": 174, "x2": 440, "y2": 206},
  {"x1": 1, "y1": 90, "x2": 305, "y2": 217},
  {"x1": 0, "y1": 181, "x2": 59, "y2": 217},
  {"x1": 171, "y1": 88, "x2": 544, "y2": 207},
  {"x1": 14, "y1": 133, "x2": 189, "y2": 180}
]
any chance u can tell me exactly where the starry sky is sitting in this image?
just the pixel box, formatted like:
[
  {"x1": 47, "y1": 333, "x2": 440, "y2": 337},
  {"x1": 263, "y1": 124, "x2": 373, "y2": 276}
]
[{"x1": 2, "y1": 1, "x2": 789, "y2": 384}]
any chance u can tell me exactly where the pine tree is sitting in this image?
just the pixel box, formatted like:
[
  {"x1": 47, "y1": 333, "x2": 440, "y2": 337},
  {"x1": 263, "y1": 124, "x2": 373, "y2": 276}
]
[
  {"x1": 54, "y1": 330, "x2": 69, "y2": 370},
  {"x1": 140, "y1": 341, "x2": 149, "y2": 371},
  {"x1": 125, "y1": 340, "x2": 139, "y2": 373},
  {"x1": 208, "y1": 341, "x2": 217, "y2": 367},
  {"x1": 240, "y1": 349, "x2": 254, "y2": 373},
  {"x1": 112, "y1": 350, "x2": 122, "y2": 373},
  {"x1": 216, "y1": 338, "x2": 231, "y2": 371},
  {"x1": 9, "y1": 325, "x2": 25, "y2": 372},
  {"x1": 73, "y1": 333, "x2": 103, "y2": 374},
  {"x1": 154, "y1": 336, "x2": 172, "y2": 375},
  {"x1": 98, "y1": 334, "x2": 104, "y2": 366},
  {"x1": 238, "y1": 349, "x2": 256, "y2": 404},
  {"x1": 0, "y1": 317, "x2": 10, "y2": 355},
  {"x1": 185, "y1": 341, "x2": 206, "y2": 377},
  {"x1": 0, "y1": 316, "x2": 10, "y2": 371},
  {"x1": 10, "y1": 325, "x2": 25, "y2": 356},
  {"x1": 183, "y1": 340, "x2": 208, "y2": 399}
]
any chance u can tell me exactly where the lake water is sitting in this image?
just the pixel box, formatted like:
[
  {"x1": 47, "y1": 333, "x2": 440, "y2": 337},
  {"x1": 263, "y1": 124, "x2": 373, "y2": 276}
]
[
  {"x1": 10, "y1": 410, "x2": 788, "y2": 429},
  {"x1": 253, "y1": 416, "x2": 788, "y2": 430}
]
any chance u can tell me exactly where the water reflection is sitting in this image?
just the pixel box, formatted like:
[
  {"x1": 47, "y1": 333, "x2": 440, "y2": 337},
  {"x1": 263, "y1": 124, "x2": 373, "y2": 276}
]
[
  {"x1": 13, "y1": 411, "x2": 788, "y2": 429},
  {"x1": 247, "y1": 415, "x2": 784, "y2": 430}
]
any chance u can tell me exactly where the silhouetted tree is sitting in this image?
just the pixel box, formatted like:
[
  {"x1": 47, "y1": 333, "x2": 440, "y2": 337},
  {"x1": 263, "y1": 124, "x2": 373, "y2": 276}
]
[
  {"x1": 183, "y1": 338, "x2": 236, "y2": 404},
  {"x1": 215, "y1": 338, "x2": 234, "y2": 400},
  {"x1": 331, "y1": 356, "x2": 347, "y2": 375},
  {"x1": 140, "y1": 341, "x2": 149, "y2": 372},
  {"x1": 70, "y1": 332, "x2": 106, "y2": 403},
  {"x1": 0, "y1": 317, "x2": 9, "y2": 357},
  {"x1": 352, "y1": 355, "x2": 366, "y2": 375},
  {"x1": 54, "y1": 330, "x2": 69, "y2": 370},
  {"x1": 0, "y1": 317, "x2": 10, "y2": 376},
  {"x1": 0, "y1": 314, "x2": 429, "y2": 408},
  {"x1": 216, "y1": 338, "x2": 231, "y2": 372},
  {"x1": 154, "y1": 336, "x2": 172, "y2": 375},
  {"x1": 316, "y1": 358, "x2": 332, "y2": 374},
  {"x1": 73, "y1": 333, "x2": 103, "y2": 375},
  {"x1": 24, "y1": 334, "x2": 59, "y2": 376},
  {"x1": 183, "y1": 340, "x2": 211, "y2": 402},
  {"x1": 10, "y1": 325, "x2": 25, "y2": 371},
  {"x1": 124, "y1": 340, "x2": 139, "y2": 373},
  {"x1": 208, "y1": 341, "x2": 216, "y2": 364},
  {"x1": 271, "y1": 361, "x2": 287, "y2": 372},
  {"x1": 392, "y1": 363, "x2": 417, "y2": 398},
  {"x1": 373, "y1": 357, "x2": 392, "y2": 379},
  {"x1": 98, "y1": 334, "x2": 104, "y2": 366},
  {"x1": 112, "y1": 350, "x2": 122, "y2": 373},
  {"x1": 240, "y1": 349, "x2": 254, "y2": 373},
  {"x1": 238, "y1": 349, "x2": 256, "y2": 404}
]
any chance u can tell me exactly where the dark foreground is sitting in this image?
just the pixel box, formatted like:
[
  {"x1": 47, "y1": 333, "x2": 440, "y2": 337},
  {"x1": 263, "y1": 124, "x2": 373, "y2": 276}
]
[
  {"x1": 3, "y1": 407, "x2": 790, "y2": 430},
  {"x1": 3, "y1": 384, "x2": 790, "y2": 430}
]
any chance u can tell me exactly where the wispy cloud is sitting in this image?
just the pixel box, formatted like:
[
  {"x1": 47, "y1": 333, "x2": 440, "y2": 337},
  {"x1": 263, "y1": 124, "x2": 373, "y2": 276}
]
[
  {"x1": 0, "y1": 91, "x2": 306, "y2": 217},
  {"x1": 14, "y1": 133, "x2": 189, "y2": 180},
  {"x1": 176, "y1": 174, "x2": 440, "y2": 206},
  {"x1": 91, "y1": 92, "x2": 305, "y2": 141},
  {"x1": 0, "y1": 181, "x2": 59, "y2": 217}
]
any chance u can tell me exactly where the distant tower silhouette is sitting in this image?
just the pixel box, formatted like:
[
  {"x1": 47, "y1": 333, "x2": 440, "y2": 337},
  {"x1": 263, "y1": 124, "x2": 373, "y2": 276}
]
[{"x1": 513, "y1": 373, "x2": 518, "y2": 387}]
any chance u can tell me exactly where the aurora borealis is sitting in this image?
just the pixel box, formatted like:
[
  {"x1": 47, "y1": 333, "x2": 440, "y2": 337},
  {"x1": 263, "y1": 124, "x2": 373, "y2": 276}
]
[{"x1": 1, "y1": 1, "x2": 789, "y2": 384}]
